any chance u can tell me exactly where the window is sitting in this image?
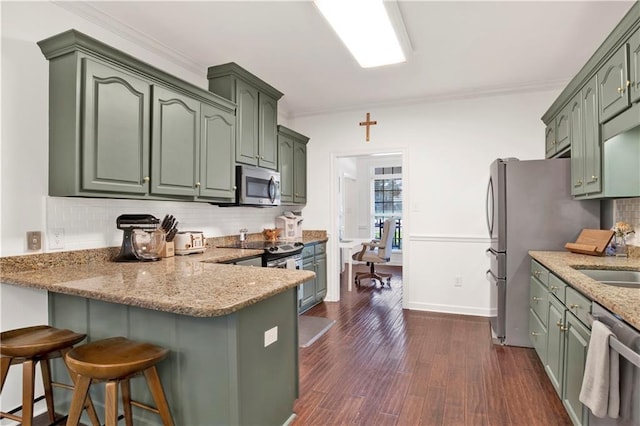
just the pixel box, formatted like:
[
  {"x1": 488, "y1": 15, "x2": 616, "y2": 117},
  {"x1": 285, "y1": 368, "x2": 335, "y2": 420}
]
[{"x1": 372, "y1": 166, "x2": 402, "y2": 249}]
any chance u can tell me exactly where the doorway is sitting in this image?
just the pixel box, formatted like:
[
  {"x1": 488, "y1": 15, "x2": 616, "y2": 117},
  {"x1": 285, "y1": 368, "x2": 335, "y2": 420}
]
[{"x1": 330, "y1": 150, "x2": 408, "y2": 307}]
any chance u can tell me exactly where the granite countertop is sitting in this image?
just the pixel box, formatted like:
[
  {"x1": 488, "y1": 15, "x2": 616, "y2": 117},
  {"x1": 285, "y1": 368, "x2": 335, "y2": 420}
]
[
  {"x1": 529, "y1": 251, "x2": 640, "y2": 330},
  {"x1": 0, "y1": 246, "x2": 317, "y2": 318}
]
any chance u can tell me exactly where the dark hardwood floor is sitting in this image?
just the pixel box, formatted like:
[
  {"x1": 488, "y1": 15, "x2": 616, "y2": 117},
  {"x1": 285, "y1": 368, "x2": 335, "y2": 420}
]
[{"x1": 293, "y1": 265, "x2": 571, "y2": 425}]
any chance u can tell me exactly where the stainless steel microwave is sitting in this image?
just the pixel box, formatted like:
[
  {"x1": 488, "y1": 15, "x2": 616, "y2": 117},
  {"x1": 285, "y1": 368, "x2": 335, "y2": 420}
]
[{"x1": 235, "y1": 165, "x2": 281, "y2": 206}]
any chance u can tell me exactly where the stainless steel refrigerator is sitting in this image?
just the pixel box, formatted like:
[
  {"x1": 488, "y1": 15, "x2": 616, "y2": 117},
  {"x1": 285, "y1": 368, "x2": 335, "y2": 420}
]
[{"x1": 485, "y1": 158, "x2": 600, "y2": 347}]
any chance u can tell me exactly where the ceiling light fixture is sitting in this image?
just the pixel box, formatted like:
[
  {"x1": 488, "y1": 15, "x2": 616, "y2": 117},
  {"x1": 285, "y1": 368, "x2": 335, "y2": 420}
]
[{"x1": 313, "y1": 0, "x2": 409, "y2": 68}]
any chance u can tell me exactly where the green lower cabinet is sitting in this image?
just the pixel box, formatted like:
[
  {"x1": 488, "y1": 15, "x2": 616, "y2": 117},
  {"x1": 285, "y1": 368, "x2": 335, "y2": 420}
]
[
  {"x1": 546, "y1": 297, "x2": 566, "y2": 397},
  {"x1": 563, "y1": 312, "x2": 591, "y2": 426},
  {"x1": 529, "y1": 259, "x2": 592, "y2": 426},
  {"x1": 299, "y1": 243, "x2": 327, "y2": 314}
]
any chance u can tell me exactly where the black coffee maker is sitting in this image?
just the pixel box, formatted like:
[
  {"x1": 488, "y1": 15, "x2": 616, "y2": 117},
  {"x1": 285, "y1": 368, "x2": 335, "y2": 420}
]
[{"x1": 114, "y1": 214, "x2": 162, "y2": 262}]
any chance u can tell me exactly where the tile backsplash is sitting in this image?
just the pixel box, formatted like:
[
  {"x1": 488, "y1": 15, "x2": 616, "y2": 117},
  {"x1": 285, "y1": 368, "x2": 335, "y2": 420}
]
[
  {"x1": 614, "y1": 197, "x2": 639, "y2": 246},
  {"x1": 46, "y1": 197, "x2": 296, "y2": 252}
]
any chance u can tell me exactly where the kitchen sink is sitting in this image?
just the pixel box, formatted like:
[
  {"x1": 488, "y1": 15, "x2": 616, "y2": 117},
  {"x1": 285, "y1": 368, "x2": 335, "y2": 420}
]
[{"x1": 577, "y1": 269, "x2": 640, "y2": 288}]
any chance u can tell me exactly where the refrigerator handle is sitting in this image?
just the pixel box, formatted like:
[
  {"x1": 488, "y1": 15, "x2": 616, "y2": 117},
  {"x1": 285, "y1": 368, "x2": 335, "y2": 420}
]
[
  {"x1": 486, "y1": 269, "x2": 498, "y2": 285},
  {"x1": 485, "y1": 177, "x2": 494, "y2": 236}
]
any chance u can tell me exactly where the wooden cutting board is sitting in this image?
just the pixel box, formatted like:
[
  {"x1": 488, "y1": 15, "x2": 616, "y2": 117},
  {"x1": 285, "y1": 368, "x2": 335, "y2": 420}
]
[{"x1": 565, "y1": 229, "x2": 615, "y2": 256}]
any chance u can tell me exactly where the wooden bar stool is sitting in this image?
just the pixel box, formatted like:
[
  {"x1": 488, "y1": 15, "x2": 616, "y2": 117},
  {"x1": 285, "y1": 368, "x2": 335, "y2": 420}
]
[
  {"x1": 0, "y1": 325, "x2": 101, "y2": 426},
  {"x1": 64, "y1": 336, "x2": 174, "y2": 426}
]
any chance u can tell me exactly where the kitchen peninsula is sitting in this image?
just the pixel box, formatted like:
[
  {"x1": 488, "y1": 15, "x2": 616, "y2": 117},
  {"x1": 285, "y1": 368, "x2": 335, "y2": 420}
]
[{"x1": 0, "y1": 246, "x2": 316, "y2": 425}]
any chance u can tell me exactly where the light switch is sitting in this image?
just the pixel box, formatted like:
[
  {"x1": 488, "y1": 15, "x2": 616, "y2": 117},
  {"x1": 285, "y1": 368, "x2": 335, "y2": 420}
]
[
  {"x1": 27, "y1": 231, "x2": 42, "y2": 251},
  {"x1": 264, "y1": 326, "x2": 278, "y2": 347}
]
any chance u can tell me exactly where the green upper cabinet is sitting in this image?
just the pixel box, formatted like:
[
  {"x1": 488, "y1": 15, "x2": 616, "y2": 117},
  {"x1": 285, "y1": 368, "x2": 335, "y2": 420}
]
[
  {"x1": 38, "y1": 30, "x2": 236, "y2": 201},
  {"x1": 545, "y1": 105, "x2": 570, "y2": 158},
  {"x1": 630, "y1": 27, "x2": 640, "y2": 103},
  {"x1": 259, "y1": 95, "x2": 278, "y2": 169},
  {"x1": 208, "y1": 63, "x2": 284, "y2": 170},
  {"x1": 151, "y1": 85, "x2": 200, "y2": 197},
  {"x1": 277, "y1": 125, "x2": 309, "y2": 205},
  {"x1": 199, "y1": 103, "x2": 236, "y2": 200},
  {"x1": 81, "y1": 58, "x2": 151, "y2": 195},
  {"x1": 572, "y1": 76, "x2": 602, "y2": 197},
  {"x1": 598, "y1": 43, "x2": 630, "y2": 123}
]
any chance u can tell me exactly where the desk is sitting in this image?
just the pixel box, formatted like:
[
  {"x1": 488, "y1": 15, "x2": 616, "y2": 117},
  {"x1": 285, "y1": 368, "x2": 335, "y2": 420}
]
[{"x1": 338, "y1": 239, "x2": 370, "y2": 291}]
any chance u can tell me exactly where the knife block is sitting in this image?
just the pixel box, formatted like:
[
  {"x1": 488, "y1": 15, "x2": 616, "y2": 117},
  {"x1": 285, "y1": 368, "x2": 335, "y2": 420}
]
[{"x1": 160, "y1": 241, "x2": 175, "y2": 258}]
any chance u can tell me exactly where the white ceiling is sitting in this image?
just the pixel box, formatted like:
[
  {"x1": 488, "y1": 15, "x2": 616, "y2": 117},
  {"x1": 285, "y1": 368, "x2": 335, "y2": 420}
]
[{"x1": 60, "y1": 1, "x2": 636, "y2": 118}]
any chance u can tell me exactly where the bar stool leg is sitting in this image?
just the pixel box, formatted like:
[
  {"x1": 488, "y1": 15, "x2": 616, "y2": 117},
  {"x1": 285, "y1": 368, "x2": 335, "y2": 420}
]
[
  {"x1": 66, "y1": 375, "x2": 91, "y2": 426},
  {"x1": 121, "y1": 378, "x2": 133, "y2": 426},
  {"x1": 0, "y1": 357, "x2": 10, "y2": 390},
  {"x1": 104, "y1": 381, "x2": 119, "y2": 426},
  {"x1": 61, "y1": 349, "x2": 101, "y2": 426},
  {"x1": 21, "y1": 359, "x2": 36, "y2": 426},
  {"x1": 144, "y1": 366, "x2": 174, "y2": 426},
  {"x1": 40, "y1": 358, "x2": 57, "y2": 423}
]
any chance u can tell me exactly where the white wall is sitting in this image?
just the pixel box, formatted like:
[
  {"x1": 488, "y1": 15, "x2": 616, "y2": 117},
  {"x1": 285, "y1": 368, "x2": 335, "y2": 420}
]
[{"x1": 291, "y1": 88, "x2": 560, "y2": 314}]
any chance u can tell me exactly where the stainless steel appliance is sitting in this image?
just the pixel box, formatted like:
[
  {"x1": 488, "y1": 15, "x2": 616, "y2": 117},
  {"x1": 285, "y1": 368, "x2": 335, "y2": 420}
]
[
  {"x1": 217, "y1": 240, "x2": 304, "y2": 268},
  {"x1": 485, "y1": 158, "x2": 600, "y2": 347},
  {"x1": 589, "y1": 303, "x2": 640, "y2": 426},
  {"x1": 233, "y1": 165, "x2": 281, "y2": 206}
]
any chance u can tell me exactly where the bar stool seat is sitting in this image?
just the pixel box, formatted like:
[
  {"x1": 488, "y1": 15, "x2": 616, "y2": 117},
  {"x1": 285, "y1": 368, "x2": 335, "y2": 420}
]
[
  {"x1": 0, "y1": 325, "x2": 100, "y2": 426},
  {"x1": 65, "y1": 336, "x2": 174, "y2": 426}
]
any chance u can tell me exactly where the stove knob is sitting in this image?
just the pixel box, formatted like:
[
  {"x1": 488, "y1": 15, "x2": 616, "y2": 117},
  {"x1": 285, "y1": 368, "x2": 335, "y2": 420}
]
[
  {"x1": 294, "y1": 242, "x2": 304, "y2": 247},
  {"x1": 268, "y1": 247, "x2": 278, "y2": 252}
]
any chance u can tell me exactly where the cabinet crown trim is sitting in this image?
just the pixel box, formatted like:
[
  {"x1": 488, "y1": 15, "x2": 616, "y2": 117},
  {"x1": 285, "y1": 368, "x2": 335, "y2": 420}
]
[
  {"x1": 277, "y1": 125, "x2": 310, "y2": 143},
  {"x1": 37, "y1": 29, "x2": 236, "y2": 113},
  {"x1": 207, "y1": 62, "x2": 284, "y2": 100}
]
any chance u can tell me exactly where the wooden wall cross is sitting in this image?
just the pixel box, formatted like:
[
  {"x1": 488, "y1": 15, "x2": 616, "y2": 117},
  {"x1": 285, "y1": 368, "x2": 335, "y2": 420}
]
[{"x1": 359, "y1": 112, "x2": 377, "y2": 142}]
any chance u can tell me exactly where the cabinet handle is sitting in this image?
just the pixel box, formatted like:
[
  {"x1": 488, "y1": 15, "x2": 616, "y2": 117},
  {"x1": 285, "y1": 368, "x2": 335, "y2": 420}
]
[
  {"x1": 550, "y1": 285, "x2": 558, "y2": 292},
  {"x1": 195, "y1": 182, "x2": 201, "y2": 188},
  {"x1": 588, "y1": 176, "x2": 598, "y2": 182},
  {"x1": 256, "y1": 155, "x2": 260, "y2": 159},
  {"x1": 232, "y1": 186, "x2": 237, "y2": 190},
  {"x1": 143, "y1": 176, "x2": 150, "y2": 183},
  {"x1": 551, "y1": 140, "x2": 557, "y2": 146},
  {"x1": 533, "y1": 270, "x2": 541, "y2": 278},
  {"x1": 261, "y1": 156, "x2": 265, "y2": 160},
  {"x1": 570, "y1": 303, "x2": 580, "y2": 310},
  {"x1": 531, "y1": 332, "x2": 540, "y2": 337},
  {"x1": 557, "y1": 321, "x2": 569, "y2": 332},
  {"x1": 532, "y1": 296, "x2": 542, "y2": 302},
  {"x1": 627, "y1": 80, "x2": 631, "y2": 88},
  {"x1": 575, "y1": 180, "x2": 583, "y2": 186}
]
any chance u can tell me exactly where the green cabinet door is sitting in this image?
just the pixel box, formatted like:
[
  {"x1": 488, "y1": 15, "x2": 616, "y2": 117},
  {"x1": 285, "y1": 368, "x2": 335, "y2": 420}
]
[
  {"x1": 259, "y1": 94, "x2": 278, "y2": 170},
  {"x1": 545, "y1": 124, "x2": 556, "y2": 158},
  {"x1": 278, "y1": 134, "x2": 294, "y2": 203},
  {"x1": 151, "y1": 86, "x2": 200, "y2": 197},
  {"x1": 546, "y1": 297, "x2": 565, "y2": 397},
  {"x1": 582, "y1": 76, "x2": 602, "y2": 195},
  {"x1": 630, "y1": 28, "x2": 640, "y2": 104},
  {"x1": 199, "y1": 103, "x2": 236, "y2": 200},
  {"x1": 598, "y1": 44, "x2": 630, "y2": 123},
  {"x1": 293, "y1": 141, "x2": 307, "y2": 204},
  {"x1": 236, "y1": 80, "x2": 260, "y2": 166},
  {"x1": 555, "y1": 107, "x2": 571, "y2": 154},
  {"x1": 315, "y1": 253, "x2": 327, "y2": 300},
  {"x1": 81, "y1": 58, "x2": 151, "y2": 194},
  {"x1": 562, "y1": 312, "x2": 591, "y2": 426},
  {"x1": 300, "y1": 259, "x2": 316, "y2": 312},
  {"x1": 569, "y1": 92, "x2": 585, "y2": 196}
]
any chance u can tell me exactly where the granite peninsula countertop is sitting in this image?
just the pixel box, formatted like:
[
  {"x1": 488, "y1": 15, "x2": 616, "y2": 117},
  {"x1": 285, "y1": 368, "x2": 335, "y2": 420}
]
[
  {"x1": 529, "y1": 251, "x2": 640, "y2": 330},
  {"x1": 0, "y1": 235, "x2": 328, "y2": 317}
]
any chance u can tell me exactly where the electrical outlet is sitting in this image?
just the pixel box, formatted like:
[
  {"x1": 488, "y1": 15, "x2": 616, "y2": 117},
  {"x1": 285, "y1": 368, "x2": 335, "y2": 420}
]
[
  {"x1": 264, "y1": 326, "x2": 278, "y2": 347},
  {"x1": 49, "y1": 228, "x2": 65, "y2": 249},
  {"x1": 27, "y1": 231, "x2": 42, "y2": 251},
  {"x1": 454, "y1": 276, "x2": 463, "y2": 287}
]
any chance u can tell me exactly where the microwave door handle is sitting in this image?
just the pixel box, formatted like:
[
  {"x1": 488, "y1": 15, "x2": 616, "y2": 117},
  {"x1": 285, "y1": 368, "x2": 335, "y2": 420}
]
[{"x1": 268, "y1": 176, "x2": 276, "y2": 203}]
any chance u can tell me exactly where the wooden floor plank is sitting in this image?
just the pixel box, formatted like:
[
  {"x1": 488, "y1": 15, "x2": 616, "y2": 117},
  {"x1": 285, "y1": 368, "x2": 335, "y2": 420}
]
[{"x1": 291, "y1": 265, "x2": 571, "y2": 426}]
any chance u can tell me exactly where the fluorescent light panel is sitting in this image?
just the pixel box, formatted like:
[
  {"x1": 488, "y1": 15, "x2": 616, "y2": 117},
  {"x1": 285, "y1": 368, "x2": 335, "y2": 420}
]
[{"x1": 314, "y1": 0, "x2": 406, "y2": 68}]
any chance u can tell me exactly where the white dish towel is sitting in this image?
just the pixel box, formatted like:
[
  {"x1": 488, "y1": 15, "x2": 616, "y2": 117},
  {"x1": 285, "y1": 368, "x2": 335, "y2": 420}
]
[{"x1": 579, "y1": 320, "x2": 620, "y2": 418}]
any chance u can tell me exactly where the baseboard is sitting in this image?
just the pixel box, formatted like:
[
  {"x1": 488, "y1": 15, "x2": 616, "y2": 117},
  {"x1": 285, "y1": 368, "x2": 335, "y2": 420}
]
[{"x1": 404, "y1": 302, "x2": 493, "y2": 317}]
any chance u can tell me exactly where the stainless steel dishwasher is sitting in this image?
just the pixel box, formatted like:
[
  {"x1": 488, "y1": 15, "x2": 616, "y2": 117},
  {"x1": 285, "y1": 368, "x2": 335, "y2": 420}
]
[{"x1": 589, "y1": 302, "x2": 640, "y2": 426}]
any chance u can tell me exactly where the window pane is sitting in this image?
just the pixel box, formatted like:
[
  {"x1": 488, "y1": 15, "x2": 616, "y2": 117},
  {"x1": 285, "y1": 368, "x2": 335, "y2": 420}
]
[
  {"x1": 393, "y1": 166, "x2": 402, "y2": 174},
  {"x1": 383, "y1": 179, "x2": 392, "y2": 190},
  {"x1": 393, "y1": 202, "x2": 402, "y2": 212},
  {"x1": 375, "y1": 202, "x2": 384, "y2": 213},
  {"x1": 374, "y1": 180, "x2": 383, "y2": 190},
  {"x1": 384, "y1": 191, "x2": 393, "y2": 202},
  {"x1": 393, "y1": 178, "x2": 402, "y2": 190},
  {"x1": 375, "y1": 191, "x2": 384, "y2": 202}
]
